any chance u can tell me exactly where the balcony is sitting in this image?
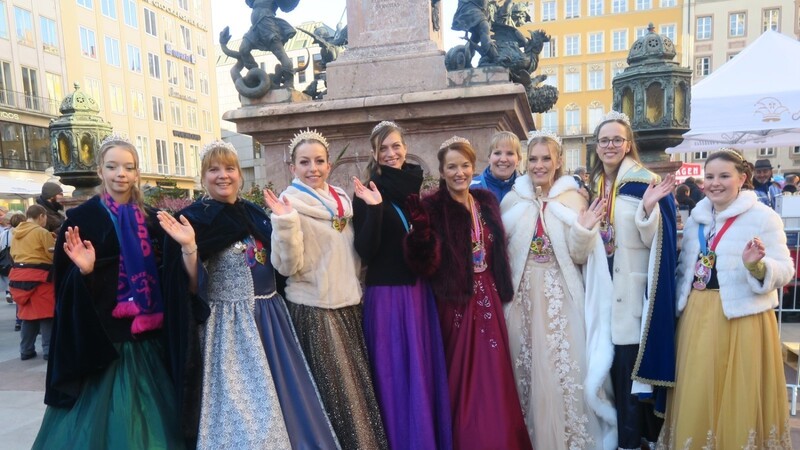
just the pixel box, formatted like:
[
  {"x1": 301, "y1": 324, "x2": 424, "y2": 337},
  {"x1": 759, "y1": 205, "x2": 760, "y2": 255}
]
[{"x1": 0, "y1": 89, "x2": 60, "y2": 116}]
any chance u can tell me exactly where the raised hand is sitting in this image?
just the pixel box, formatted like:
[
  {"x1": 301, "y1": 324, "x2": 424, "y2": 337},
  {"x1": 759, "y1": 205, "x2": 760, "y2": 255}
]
[
  {"x1": 353, "y1": 178, "x2": 383, "y2": 205},
  {"x1": 643, "y1": 173, "x2": 676, "y2": 217},
  {"x1": 742, "y1": 236, "x2": 766, "y2": 265},
  {"x1": 577, "y1": 197, "x2": 607, "y2": 230},
  {"x1": 263, "y1": 189, "x2": 293, "y2": 216},
  {"x1": 157, "y1": 211, "x2": 196, "y2": 248},
  {"x1": 63, "y1": 226, "x2": 95, "y2": 275}
]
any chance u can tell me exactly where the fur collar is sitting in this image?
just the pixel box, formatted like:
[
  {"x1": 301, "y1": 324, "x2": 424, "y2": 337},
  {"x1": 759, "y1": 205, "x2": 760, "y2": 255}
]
[
  {"x1": 690, "y1": 190, "x2": 757, "y2": 224},
  {"x1": 510, "y1": 174, "x2": 577, "y2": 201},
  {"x1": 282, "y1": 179, "x2": 353, "y2": 221}
]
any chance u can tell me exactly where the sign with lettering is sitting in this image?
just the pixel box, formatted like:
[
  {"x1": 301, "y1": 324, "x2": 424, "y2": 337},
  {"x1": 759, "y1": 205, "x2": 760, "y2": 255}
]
[
  {"x1": 675, "y1": 162, "x2": 703, "y2": 181},
  {"x1": 172, "y1": 130, "x2": 201, "y2": 141},
  {"x1": 168, "y1": 87, "x2": 197, "y2": 103},
  {"x1": 165, "y1": 44, "x2": 196, "y2": 64},
  {"x1": 142, "y1": 0, "x2": 208, "y2": 31},
  {"x1": 0, "y1": 110, "x2": 20, "y2": 121}
]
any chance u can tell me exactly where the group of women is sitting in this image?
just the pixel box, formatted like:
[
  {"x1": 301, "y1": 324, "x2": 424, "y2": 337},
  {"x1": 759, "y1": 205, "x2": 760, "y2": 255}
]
[{"x1": 31, "y1": 111, "x2": 794, "y2": 450}]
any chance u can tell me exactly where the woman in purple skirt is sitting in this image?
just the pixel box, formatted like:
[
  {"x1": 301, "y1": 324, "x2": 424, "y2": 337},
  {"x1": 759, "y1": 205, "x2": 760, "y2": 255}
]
[{"x1": 352, "y1": 121, "x2": 453, "y2": 450}]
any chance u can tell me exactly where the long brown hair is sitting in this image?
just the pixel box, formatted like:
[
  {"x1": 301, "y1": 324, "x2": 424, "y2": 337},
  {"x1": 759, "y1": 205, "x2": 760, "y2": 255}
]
[
  {"x1": 367, "y1": 122, "x2": 407, "y2": 178},
  {"x1": 706, "y1": 149, "x2": 753, "y2": 190},
  {"x1": 588, "y1": 118, "x2": 642, "y2": 193},
  {"x1": 96, "y1": 140, "x2": 147, "y2": 214}
]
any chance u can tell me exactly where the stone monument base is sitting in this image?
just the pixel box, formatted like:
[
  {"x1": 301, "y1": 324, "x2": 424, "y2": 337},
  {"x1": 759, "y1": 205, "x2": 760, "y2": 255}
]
[{"x1": 240, "y1": 88, "x2": 310, "y2": 106}]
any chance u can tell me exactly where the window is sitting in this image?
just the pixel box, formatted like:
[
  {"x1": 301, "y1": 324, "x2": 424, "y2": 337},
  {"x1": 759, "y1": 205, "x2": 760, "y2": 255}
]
[
  {"x1": 588, "y1": 70, "x2": 604, "y2": 90},
  {"x1": 297, "y1": 55, "x2": 306, "y2": 83},
  {"x1": 565, "y1": 0, "x2": 580, "y2": 19},
  {"x1": 135, "y1": 136, "x2": 149, "y2": 172},
  {"x1": 156, "y1": 139, "x2": 169, "y2": 174},
  {"x1": 542, "y1": 1, "x2": 555, "y2": 21},
  {"x1": 178, "y1": 0, "x2": 189, "y2": 10},
  {"x1": 45, "y1": 73, "x2": 62, "y2": 111},
  {"x1": 696, "y1": 16, "x2": 712, "y2": 40},
  {"x1": 565, "y1": 108, "x2": 582, "y2": 135},
  {"x1": 101, "y1": 0, "x2": 117, "y2": 19},
  {"x1": 143, "y1": 8, "x2": 156, "y2": 37},
  {"x1": 693, "y1": 152, "x2": 708, "y2": 160},
  {"x1": 661, "y1": 0, "x2": 675, "y2": 6},
  {"x1": 199, "y1": 72, "x2": 209, "y2": 95},
  {"x1": 566, "y1": 149, "x2": 580, "y2": 171},
  {"x1": 541, "y1": 110, "x2": 558, "y2": 131},
  {"x1": 565, "y1": 35, "x2": 580, "y2": 56},
  {"x1": 127, "y1": 45, "x2": 141, "y2": 72},
  {"x1": 184, "y1": 66, "x2": 194, "y2": 90},
  {"x1": 180, "y1": 25, "x2": 191, "y2": 51},
  {"x1": 727, "y1": 52, "x2": 739, "y2": 61},
  {"x1": 131, "y1": 90, "x2": 145, "y2": 118},
  {"x1": 105, "y1": 36, "x2": 121, "y2": 67},
  {"x1": 0, "y1": 3, "x2": 8, "y2": 40},
  {"x1": 793, "y1": 146, "x2": 800, "y2": 155},
  {"x1": 189, "y1": 144, "x2": 199, "y2": 175},
  {"x1": 85, "y1": 78, "x2": 102, "y2": 107},
  {"x1": 166, "y1": 60, "x2": 178, "y2": 86},
  {"x1": 80, "y1": 27, "x2": 97, "y2": 58},
  {"x1": 40, "y1": 17, "x2": 58, "y2": 52},
  {"x1": 612, "y1": 30, "x2": 628, "y2": 51},
  {"x1": 543, "y1": 74, "x2": 557, "y2": 89},
  {"x1": 660, "y1": 24, "x2": 676, "y2": 42},
  {"x1": 174, "y1": 142, "x2": 185, "y2": 175},
  {"x1": 152, "y1": 96, "x2": 164, "y2": 121},
  {"x1": 612, "y1": 0, "x2": 627, "y2": 13},
  {"x1": 148, "y1": 53, "x2": 160, "y2": 79},
  {"x1": 170, "y1": 102, "x2": 181, "y2": 126},
  {"x1": 162, "y1": 17, "x2": 174, "y2": 43},
  {"x1": 729, "y1": 12, "x2": 745, "y2": 37},
  {"x1": 196, "y1": 34, "x2": 207, "y2": 57},
  {"x1": 695, "y1": 56, "x2": 710, "y2": 76},
  {"x1": 78, "y1": 0, "x2": 93, "y2": 9},
  {"x1": 762, "y1": 8, "x2": 780, "y2": 32},
  {"x1": 187, "y1": 106, "x2": 198, "y2": 129},
  {"x1": 202, "y1": 110, "x2": 212, "y2": 133},
  {"x1": 0, "y1": 61, "x2": 12, "y2": 106},
  {"x1": 109, "y1": 85, "x2": 124, "y2": 113},
  {"x1": 21, "y1": 66, "x2": 39, "y2": 110},
  {"x1": 589, "y1": 32, "x2": 603, "y2": 53},
  {"x1": 14, "y1": 7, "x2": 33, "y2": 45},
  {"x1": 612, "y1": 65, "x2": 625, "y2": 79},
  {"x1": 635, "y1": 0, "x2": 651, "y2": 10},
  {"x1": 565, "y1": 72, "x2": 581, "y2": 92},
  {"x1": 635, "y1": 27, "x2": 648, "y2": 39},
  {"x1": 123, "y1": 0, "x2": 137, "y2": 27},
  {"x1": 588, "y1": 105, "x2": 604, "y2": 131},
  {"x1": 589, "y1": 0, "x2": 603, "y2": 16},
  {"x1": 542, "y1": 40, "x2": 556, "y2": 58},
  {"x1": 759, "y1": 148, "x2": 775, "y2": 157}
]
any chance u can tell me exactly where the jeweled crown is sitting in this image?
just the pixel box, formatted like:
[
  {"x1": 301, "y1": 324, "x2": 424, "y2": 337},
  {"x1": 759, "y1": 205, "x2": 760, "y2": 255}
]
[
  {"x1": 200, "y1": 140, "x2": 236, "y2": 160},
  {"x1": 600, "y1": 110, "x2": 631, "y2": 125},
  {"x1": 371, "y1": 120, "x2": 399, "y2": 136},
  {"x1": 527, "y1": 129, "x2": 562, "y2": 146},
  {"x1": 715, "y1": 147, "x2": 745, "y2": 161},
  {"x1": 288, "y1": 128, "x2": 329, "y2": 155},
  {"x1": 99, "y1": 132, "x2": 133, "y2": 147},
  {"x1": 439, "y1": 135, "x2": 471, "y2": 150}
]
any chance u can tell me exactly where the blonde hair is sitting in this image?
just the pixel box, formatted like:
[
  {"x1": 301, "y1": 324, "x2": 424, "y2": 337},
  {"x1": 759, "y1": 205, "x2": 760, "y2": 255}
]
[
  {"x1": 200, "y1": 144, "x2": 244, "y2": 195},
  {"x1": 488, "y1": 131, "x2": 522, "y2": 161},
  {"x1": 527, "y1": 136, "x2": 564, "y2": 180},
  {"x1": 96, "y1": 140, "x2": 147, "y2": 213}
]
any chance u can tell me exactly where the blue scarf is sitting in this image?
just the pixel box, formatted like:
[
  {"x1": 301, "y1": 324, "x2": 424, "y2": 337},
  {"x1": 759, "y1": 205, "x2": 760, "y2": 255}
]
[
  {"x1": 103, "y1": 193, "x2": 164, "y2": 334},
  {"x1": 474, "y1": 166, "x2": 517, "y2": 202}
]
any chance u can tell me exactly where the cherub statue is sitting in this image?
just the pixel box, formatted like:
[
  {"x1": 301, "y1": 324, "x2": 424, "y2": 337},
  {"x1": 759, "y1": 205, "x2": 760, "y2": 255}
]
[{"x1": 219, "y1": 0, "x2": 300, "y2": 98}]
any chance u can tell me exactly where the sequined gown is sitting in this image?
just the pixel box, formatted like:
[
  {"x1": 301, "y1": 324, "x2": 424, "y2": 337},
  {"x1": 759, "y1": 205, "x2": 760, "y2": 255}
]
[{"x1": 197, "y1": 244, "x2": 290, "y2": 449}]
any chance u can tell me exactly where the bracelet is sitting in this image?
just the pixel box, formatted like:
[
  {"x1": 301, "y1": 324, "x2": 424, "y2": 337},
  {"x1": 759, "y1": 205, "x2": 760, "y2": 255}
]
[{"x1": 182, "y1": 244, "x2": 198, "y2": 256}]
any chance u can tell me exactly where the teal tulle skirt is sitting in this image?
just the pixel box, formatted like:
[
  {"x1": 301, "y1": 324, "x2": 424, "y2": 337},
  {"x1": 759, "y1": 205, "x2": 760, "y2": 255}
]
[{"x1": 33, "y1": 339, "x2": 184, "y2": 450}]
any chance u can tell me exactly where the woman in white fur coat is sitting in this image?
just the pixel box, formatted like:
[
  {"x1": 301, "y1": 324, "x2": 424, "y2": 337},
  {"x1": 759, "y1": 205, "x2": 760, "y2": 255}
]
[
  {"x1": 658, "y1": 149, "x2": 794, "y2": 449},
  {"x1": 500, "y1": 132, "x2": 617, "y2": 450},
  {"x1": 265, "y1": 129, "x2": 388, "y2": 450}
]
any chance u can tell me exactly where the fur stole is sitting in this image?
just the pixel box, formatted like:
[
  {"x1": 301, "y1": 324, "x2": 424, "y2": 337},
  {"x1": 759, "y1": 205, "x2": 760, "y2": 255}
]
[{"x1": 407, "y1": 187, "x2": 513, "y2": 304}]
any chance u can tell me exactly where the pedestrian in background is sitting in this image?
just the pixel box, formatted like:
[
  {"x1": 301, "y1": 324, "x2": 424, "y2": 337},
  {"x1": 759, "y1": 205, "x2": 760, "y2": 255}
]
[
  {"x1": 753, "y1": 159, "x2": 782, "y2": 209},
  {"x1": 36, "y1": 182, "x2": 65, "y2": 233},
  {"x1": 0, "y1": 213, "x2": 13, "y2": 303},
  {"x1": 8, "y1": 212, "x2": 25, "y2": 331},
  {"x1": 9, "y1": 205, "x2": 55, "y2": 361}
]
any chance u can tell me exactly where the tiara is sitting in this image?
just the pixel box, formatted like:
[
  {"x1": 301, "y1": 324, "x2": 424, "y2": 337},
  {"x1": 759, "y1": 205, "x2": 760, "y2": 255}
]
[
  {"x1": 527, "y1": 129, "x2": 562, "y2": 145},
  {"x1": 100, "y1": 132, "x2": 133, "y2": 147},
  {"x1": 288, "y1": 128, "x2": 329, "y2": 154},
  {"x1": 601, "y1": 110, "x2": 631, "y2": 125},
  {"x1": 371, "y1": 120, "x2": 399, "y2": 135},
  {"x1": 715, "y1": 147, "x2": 745, "y2": 161},
  {"x1": 200, "y1": 140, "x2": 236, "y2": 160},
  {"x1": 439, "y1": 135, "x2": 471, "y2": 150}
]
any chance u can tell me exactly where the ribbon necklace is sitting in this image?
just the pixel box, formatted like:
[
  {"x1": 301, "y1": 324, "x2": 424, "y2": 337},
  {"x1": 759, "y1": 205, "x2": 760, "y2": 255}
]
[
  {"x1": 598, "y1": 175, "x2": 617, "y2": 256},
  {"x1": 391, "y1": 203, "x2": 410, "y2": 233},
  {"x1": 692, "y1": 210, "x2": 737, "y2": 290},
  {"x1": 530, "y1": 201, "x2": 553, "y2": 263},
  {"x1": 291, "y1": 182, "x2": 347, "y2": 232},
  {"x1": 468, "y1": 195, "x2": 487, "y2": 273}
]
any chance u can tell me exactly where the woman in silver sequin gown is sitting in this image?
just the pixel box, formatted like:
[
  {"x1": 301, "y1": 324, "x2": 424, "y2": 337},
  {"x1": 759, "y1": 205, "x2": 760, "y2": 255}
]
[{"x1": 160, "y1": 142, "x2": 339, "y2": 450}]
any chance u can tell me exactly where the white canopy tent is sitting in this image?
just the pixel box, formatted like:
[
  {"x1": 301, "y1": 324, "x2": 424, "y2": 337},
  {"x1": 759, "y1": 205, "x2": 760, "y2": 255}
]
[
  {"x1": 667, "y1": 30, "x2": 800, "y2": 154},
  {"x1": 0, "y1": 177, "x2": 75, "y2": 199}
]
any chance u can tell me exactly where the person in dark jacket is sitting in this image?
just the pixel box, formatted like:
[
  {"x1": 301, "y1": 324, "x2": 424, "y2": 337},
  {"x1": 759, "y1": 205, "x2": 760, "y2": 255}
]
[
  {"x1": 683, "y1": 177, "x2": 705, "y2": 204},
  {"x1": 36, "y1": 182, "x2": 65, "y2": 232}
]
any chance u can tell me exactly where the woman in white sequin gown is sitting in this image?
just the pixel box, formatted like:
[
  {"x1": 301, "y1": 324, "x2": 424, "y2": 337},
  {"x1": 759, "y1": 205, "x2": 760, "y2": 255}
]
[{"x1": 500, "y1": 134, "x2": 617, "y2": 449}]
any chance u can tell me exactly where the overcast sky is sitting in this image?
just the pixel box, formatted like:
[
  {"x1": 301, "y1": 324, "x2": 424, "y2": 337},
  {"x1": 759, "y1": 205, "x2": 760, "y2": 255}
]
[{"x1": 209, "y1": 0, "x2": 460, "y2": 49}]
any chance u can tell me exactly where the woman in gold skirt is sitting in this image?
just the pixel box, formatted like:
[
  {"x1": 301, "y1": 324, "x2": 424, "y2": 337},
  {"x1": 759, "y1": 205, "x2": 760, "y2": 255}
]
[{"x1": 658, "y1": 149, "x2": 795, "y2": 449}]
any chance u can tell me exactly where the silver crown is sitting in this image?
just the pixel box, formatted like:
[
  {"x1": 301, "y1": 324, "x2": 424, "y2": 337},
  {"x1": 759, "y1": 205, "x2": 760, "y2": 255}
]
[
  {"x1": 601, "y1": 110, "x2": 631, "y2": 125},
  {"x1": 439, "y1": 135, "x2": 471, "y2": 150},
  {"x1": 715, "y1": 147, "x2": 745, "y2": 161},
  {"x1": 99, "y1": 132, "x2": 133, "y2": 147},
  {"x1": 371, "y1": 120, "x2": 399, "y2": 135},
  {"x1": 288, "y1": 128, "x2": 329, "y2": 153},
  {"x1": 527, "y1": 129, "x2": 562, "y2": 145},
  {"x1": 200, "y1": 140, "x2": 236, "y2": 160}
]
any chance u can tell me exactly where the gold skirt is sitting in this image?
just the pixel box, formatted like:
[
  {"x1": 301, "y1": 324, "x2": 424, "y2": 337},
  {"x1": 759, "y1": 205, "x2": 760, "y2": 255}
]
[{"x1": 658, "y1": 289, "x2": 791, "y2": 449}]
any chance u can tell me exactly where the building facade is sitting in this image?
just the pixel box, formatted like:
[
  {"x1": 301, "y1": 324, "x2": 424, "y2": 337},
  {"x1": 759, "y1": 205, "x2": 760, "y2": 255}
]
[
  {"x1": 0, "y1": 0, "x2": 68, "y2": 210},
  {"x1": 58, "y1": 0, "x2": 220, "y2": 192}
]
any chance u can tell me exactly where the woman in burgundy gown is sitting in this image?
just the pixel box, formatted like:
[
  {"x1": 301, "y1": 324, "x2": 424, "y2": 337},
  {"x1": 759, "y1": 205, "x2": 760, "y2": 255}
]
[{"x1": 405, "y1": 136, "x2": 532, "y2": 450}]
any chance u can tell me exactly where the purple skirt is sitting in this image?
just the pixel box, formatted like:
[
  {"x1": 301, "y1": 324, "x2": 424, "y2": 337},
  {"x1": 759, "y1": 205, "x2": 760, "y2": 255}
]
[{"x1": 363, "y1": 280, "x2": 453, "y2": 450}]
